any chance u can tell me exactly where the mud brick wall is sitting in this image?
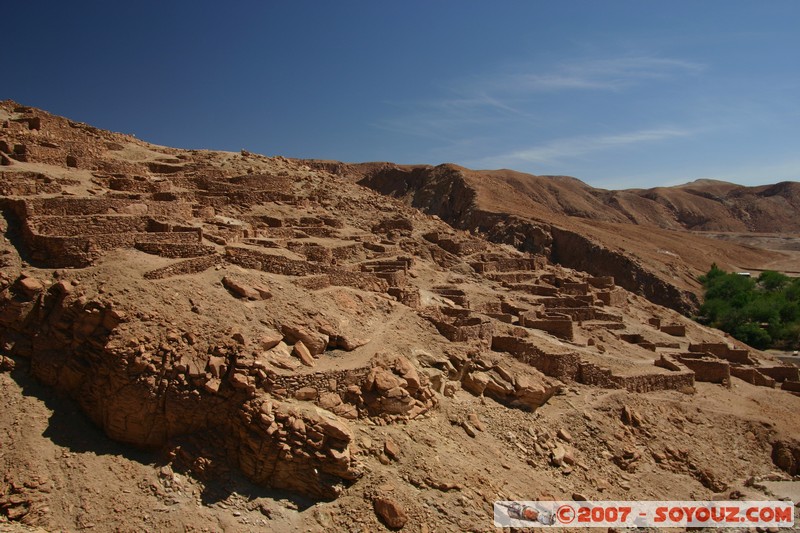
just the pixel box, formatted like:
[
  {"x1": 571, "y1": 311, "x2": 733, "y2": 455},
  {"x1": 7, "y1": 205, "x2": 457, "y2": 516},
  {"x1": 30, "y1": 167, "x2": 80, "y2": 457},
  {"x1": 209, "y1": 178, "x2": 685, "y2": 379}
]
[
  {"x1": 388, "y1": 287, "x2": 421, "y2": 308},
  {"x1": 471, "y1": 256, "x2": 543, "y2": 273},
  {"x1": 676, "y1": 354, "x2": 730, "y2": 385},
  {"x1": 539, "y1": 296, "x2": 591, "y2": 309},
  {"x1": 485, "y1": 272, "x2": 538, "y2": 283},
  {"x1": 133, "y1": 231, "x2": 202, "y2": 244},
  {"x1": 108, "y1": 177, "x2": 171, "y2": 193},
  {"x1": 579, "y1": 362, "x2": 695, "y2": 392},
  {"x1": 0, "y1": 171, "x2": 62, "y2": 196},
  {"x1": 19, "y1": 197, "x2": 191, "y2": 219},
  {"x1": 288, "y1": 243, "x2": 334, "y2": 264},
  {"x1": 596, "y1": 288, "x2": 627, "y2": 306},
  {"x1": 294, "y1": 275, "x2": 333, "y2": 290},
  {"x1": 255, "y1": 227, "x2": 307, "y2": 239},
  {"x1": 195, "y1": 194, "x2": 233, "y2": 209},
  {"x1": 428, "y1": 311, "x2": 493, "y2": 344},
  {"x1": 242, "y1": 238, "x2": 280, "y2": 249},
  {"x1": 19, "y1": 227, "x2": 202, "y2": 267},
  {"x1": 21, "y1": 233, "x2": 96, "y2": 267},
  {"x1": 294, "y1": 227, "x2": 339, "y2": 238},
  {"x1": 547, "y1": 307, "x2": 596, "y2": 321},
  {"x1": 191, "y1": 177, "x2": 237, "y2": 192},
  {"x1": 501, "y1": 301, "x2": 539, "y2": 316},
  {"x1": 688, "y1": 343, "x2": 752, "y2": 364},
  {"x1": 324, "y1": 269, "x2": 389, "y2": 292},
  {"x1": 330, "y1": 243, "x2": 363, "y2": 261},
  {"x1": 725, "y1": 349, "x2": 752, "y2": 363},
  {"x1": 594, "y1": 310, "x2": 624, "y2": 322},
  {"x1": 144, "y1": 201, "x2": 192, "y2": 219},
  {"x1": 229, "y1": 190, "x2": 300, "y2": 205},
  {"x1": 620, "y1": 333, "x2": 646, "y2": 344},
  {"x1": 372, "y1": 270, "x2": 406, "y2": 287},
  {"x1": 228, "y1": 173, "x2": 294, "y2": 190},
  {"x1": 264, "y1": 367, "x2": 372, "y2": 400},
  {"x1": 518, "y1": 351, "x2": 582, "y2": 381},
  {"x1": 757, "y1": 366, "x2": 800, "y2": 382},
  {"x1": 31, "y1": 215, "x2": 151, "y2": 236},
  {"x1": 507, "y1": 283, "x2": 559, "y2": 296},
  {"x1": 155, "y1": 191, "x2": 195, "y2": 202},
  {"x1": 225, "y1": 247, "x2": 326, "y2": 276},
  {"x1": 490, "y1": 336, "x2": 581, "y2": 380},
  {"x1": 372, "y1": 217, "x2": 414, "y2": 233},
  {"x1": 22, "y1": 197, "x2": 134, "y2": 216},
  {"x1": 576, "y1": 363, "x2": 616, "y2": 387},
  {"x1": 134, "y1": 242, "x2": 216, "y2": 258},
  {"x1": 143, "y1": 255, "x2": 224, "y2": 280},
  {"x1": 486, "y1": 312, "x2": 515, "y2": 323},
  {"x1": 493, "y1": 257, "x2": 543, "y2": 271},
  {"x1": 560, "y1": 282, "x2": 589, "y2": 295},
  {"x1": 433, "y1": 288, "x2": 468, "y2": 307},
  {"x1": 434, "y1": 237, "x2": 485, "y2": 256},
  {"x1": 688, "y1": 342, "x2": 728, "y2": 357},
  {"x1": 781, "y1": 381, "x2": 800, "y2": 393},
  {"x1": 654, "y1": 354, "x2": 684, "y2": 372},
  {"x1": 588, "y1": 276, "x2": 615, "y2": 288},
  {"x1": 362, "y1": 241, "x2": 394, "y2": 253},
  {"x1": 519, "y1": 316, "x2": 574, "y2": 341},
  {"x1": 361, "y1": 258, "x2": 412, "y2": 272},
  {"x1": 616, "y1": 372, "x2": 695, "y2": 392},
  {"x1": 730, "y1": 367, "x2": 776, "y2": 387},
  {"x1": 492, "y1": 335, "x2": 544, "y2": 357},
  {"x1": 659, "y1": 324, "x2": 686, "y2": 336}
]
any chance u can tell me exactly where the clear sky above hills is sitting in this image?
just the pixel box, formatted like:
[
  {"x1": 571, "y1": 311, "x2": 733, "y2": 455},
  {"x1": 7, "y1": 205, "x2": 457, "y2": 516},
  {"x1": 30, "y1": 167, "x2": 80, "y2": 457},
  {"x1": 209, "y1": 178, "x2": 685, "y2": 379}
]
[{"x1": 5, "y1": 1, "x2": 799, "y2": 188}]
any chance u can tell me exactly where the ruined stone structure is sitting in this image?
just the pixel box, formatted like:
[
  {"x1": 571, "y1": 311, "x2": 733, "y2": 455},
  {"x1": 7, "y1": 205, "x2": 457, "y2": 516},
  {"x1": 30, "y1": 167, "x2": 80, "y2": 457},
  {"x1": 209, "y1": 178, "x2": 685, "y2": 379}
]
[{"x1": 2, "y1": 102, "x2": 798, "y2": 529}]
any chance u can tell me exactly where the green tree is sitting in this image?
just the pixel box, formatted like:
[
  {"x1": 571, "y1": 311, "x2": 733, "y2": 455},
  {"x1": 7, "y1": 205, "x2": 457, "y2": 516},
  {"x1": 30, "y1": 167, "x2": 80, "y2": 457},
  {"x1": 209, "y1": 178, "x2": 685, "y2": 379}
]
[{"x1": 697, "y1": 266, "x2": 800, "y2": 350}]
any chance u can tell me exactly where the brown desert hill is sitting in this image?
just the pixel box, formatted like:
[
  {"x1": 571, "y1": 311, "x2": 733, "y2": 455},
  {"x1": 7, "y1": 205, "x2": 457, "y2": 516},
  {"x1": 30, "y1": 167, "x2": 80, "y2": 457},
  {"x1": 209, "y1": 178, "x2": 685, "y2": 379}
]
[
  {"x1": 2, "y1": 101, "x2": 800, "y2": 532},
  {"x1": 324, "y1": 162, "x2": 790, "y2": 314},
  {"x1": 449, "y1": 168, "x2": 800, "y2": 234}
]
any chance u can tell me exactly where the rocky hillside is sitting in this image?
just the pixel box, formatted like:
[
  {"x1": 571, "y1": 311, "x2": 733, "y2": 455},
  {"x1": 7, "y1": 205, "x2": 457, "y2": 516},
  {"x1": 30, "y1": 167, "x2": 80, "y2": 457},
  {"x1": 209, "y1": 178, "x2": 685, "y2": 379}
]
[
  {"x1": 333, "y1": 162, "x2": 794, "y2": 314},
  {"x1": 1, "y1": 101, "x2": 799, "y2": 532}
]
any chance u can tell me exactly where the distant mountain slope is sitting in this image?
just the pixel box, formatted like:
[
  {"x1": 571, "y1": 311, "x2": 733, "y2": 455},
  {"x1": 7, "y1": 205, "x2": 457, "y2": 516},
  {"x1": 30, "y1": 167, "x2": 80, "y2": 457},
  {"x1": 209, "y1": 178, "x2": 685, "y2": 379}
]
[
  {"x1": 462, "y1": 168, "x2": 800, "y2": 233},
  {"x1": 321, "y1": 162, "x2": 793, "y2": 314}
]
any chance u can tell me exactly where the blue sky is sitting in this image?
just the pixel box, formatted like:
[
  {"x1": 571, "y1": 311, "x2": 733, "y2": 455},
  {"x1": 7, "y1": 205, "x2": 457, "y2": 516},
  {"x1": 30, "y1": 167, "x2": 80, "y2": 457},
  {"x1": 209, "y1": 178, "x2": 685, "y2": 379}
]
[{"x1": 5, "y1": 1, "x2": 799, "y2": 189}]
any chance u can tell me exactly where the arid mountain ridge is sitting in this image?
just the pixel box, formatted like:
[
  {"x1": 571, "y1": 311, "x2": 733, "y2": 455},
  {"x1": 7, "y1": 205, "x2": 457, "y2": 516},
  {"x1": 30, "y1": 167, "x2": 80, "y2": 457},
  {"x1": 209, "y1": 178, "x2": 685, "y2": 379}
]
[{"x1": 315, "y1": 162, "x2": 800, "y2": 233}]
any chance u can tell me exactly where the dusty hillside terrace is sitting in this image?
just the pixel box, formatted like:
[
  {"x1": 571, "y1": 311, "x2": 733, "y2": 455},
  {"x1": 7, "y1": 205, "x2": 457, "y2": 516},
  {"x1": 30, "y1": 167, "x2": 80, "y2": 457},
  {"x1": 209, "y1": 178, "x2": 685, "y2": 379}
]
[{"x1": 1, "y1": 101, "x2": 799, "y2": 531}]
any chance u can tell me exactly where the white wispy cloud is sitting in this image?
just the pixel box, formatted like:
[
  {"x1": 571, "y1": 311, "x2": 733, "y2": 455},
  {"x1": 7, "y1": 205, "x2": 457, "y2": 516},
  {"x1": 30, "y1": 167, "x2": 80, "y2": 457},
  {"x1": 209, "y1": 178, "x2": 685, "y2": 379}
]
[
  {"x1": 472, "y1": 127, "x2": 694, "y2": 168},
  {"x1": 472, "y1": 56, "x2": 705, "y2": 95},
  {"x1": 375, "y1": 55, "x2": 704, "y2": 145}
]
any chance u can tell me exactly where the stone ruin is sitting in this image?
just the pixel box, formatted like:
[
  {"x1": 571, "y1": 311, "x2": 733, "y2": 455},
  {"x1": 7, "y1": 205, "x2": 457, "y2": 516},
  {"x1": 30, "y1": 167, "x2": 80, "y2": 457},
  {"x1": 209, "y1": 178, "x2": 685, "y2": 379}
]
[{"x1": 1, "y1": 101, "x2": 799, "y2": 511}]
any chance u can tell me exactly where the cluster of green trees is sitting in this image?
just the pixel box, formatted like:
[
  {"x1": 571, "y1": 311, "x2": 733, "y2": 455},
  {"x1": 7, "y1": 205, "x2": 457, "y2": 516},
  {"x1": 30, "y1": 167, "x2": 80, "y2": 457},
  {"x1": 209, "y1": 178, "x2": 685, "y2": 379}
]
[{"x1": 698, "y1": 265, "x2": 800, "y2": 349}]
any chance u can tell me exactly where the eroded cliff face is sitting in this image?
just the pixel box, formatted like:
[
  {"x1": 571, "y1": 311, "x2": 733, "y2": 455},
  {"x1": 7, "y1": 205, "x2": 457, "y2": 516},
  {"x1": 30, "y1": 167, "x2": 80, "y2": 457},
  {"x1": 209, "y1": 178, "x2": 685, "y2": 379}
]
[
  {"x1": 353, "y1": 163, "x2": 699, "y2": 314},
  {"x1": 0, "y1": 273, "x2": 361, "y2": 500},
  {"x1": 547, "y1": 227, "x2": 698, "y2": 313}
]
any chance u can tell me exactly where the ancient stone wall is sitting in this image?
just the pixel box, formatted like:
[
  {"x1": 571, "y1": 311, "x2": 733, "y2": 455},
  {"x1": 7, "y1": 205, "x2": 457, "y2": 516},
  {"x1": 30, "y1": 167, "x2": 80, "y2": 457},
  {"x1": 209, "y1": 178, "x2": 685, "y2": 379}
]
[
  {"x1": 659, "y1": 324, "x2": 686, "y2": 336},
  {"x1": 578, "y1": 362, "x2": 695, "y2": 392},
  {"x1": 596, "y1": 288, "x2": 627, "y2": 306},
  {"x1": 144, "y1": 255, "x2": 224, "y2": 279},
  {"x1": 490, "y1": 336, "x2": 581, "y2": 381},
  {"x1": 675, "y1": 354, "x2": 731, "y2": 385},
  {"x1": 730, "y1": 366, "x2": 776, "y2": 387},
  {"x1": 134, "y1": 242, "x2": 216, "y2": 259},
  {"x1": 225, "y1": 246, "x2": 326, "y2": 276},
  {"x1": 757, "y1": 366, "x2": 800, "y2": 382},
  {"x1": 518, "y1": 315, "x2": 574, "y2": 341},
  {"x1": 688, "y1": 343, "x2": 752, "y2": 364}
]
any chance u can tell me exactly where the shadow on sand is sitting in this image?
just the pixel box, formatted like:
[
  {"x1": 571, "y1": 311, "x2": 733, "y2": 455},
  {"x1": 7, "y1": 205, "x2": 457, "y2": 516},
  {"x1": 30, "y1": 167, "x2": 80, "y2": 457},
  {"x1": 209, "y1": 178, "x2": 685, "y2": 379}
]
[{"x1": 6, "y1": 356, "x2": 316, "y2": 510}]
